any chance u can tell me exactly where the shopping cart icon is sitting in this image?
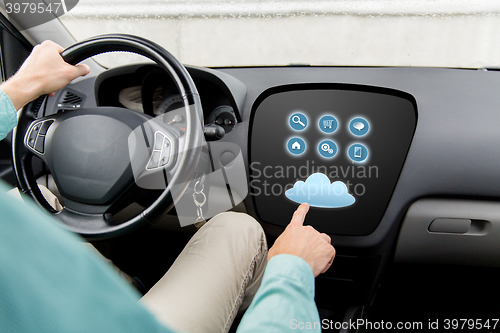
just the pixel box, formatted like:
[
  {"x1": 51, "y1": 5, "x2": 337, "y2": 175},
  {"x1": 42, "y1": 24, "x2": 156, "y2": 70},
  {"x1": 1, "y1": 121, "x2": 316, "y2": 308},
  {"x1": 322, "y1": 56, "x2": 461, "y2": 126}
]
[{"x1": 323, "y1": 120, "x2": 334, "y2": 129}]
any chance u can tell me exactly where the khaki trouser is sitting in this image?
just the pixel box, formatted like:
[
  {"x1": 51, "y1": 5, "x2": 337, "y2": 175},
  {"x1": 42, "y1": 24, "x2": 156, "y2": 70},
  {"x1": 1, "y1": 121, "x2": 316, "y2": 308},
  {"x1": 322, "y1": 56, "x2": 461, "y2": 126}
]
[{"x1": 141, "y1": 212, "x2": 268, "y2": 333}]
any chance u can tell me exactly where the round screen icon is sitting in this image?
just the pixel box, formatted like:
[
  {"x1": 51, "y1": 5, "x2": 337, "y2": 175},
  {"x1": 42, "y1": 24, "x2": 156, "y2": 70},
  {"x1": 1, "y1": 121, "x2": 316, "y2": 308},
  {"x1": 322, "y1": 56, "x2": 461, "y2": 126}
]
[
  {"x1": 318, "y1": 140, "x2": 337, "y2": 158},
  {"x1": 289, "y1": 113, "x2": 308, "y2": 131},
  {"x1": 318, "y1": 115, "x2": 338, "y2": 134},
  {"x1": 348, "y1": 144, "x2": 368, "y2": 162},
  {"x1": 349, "y1": 118, "x2": 369, "y2": 136},
  {"x1": 287, "y1": 138, "x2": 306, "y2": 155}
]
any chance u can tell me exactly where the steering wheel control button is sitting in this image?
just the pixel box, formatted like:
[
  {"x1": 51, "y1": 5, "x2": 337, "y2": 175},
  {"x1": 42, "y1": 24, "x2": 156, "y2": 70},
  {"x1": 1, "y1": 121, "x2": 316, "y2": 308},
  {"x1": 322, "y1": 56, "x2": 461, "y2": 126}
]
[
  {"x1": 28, "y1": 129, "x2": 38, "y2": 148},
  {"x1": 159, "y1": 147, "x2": 170, "y2": 167},
  {"x1": 27, "y1": 120, "x2": 54, "y2": 153},
  {"x1": 318, "y1": 140, "x2": 338, "y2": 158},
  {"x1": 147, "y1": 131, "x2": 172, "y2": 170},
  {"x1": 348, "y1": 143, "x2": 368, "y2": 163},
  {"x1": 160, "y1": 156, "x2": 169, "y2": 167},
  {"x1": 34, "y1": 136, "x2": 45, "y2": 154},
  {"x1": 287, "y1": 137, "x2": 306, "y2": 155},
  {"x1": 349, "y1": 117, "x2": 370, "y2": 136},
  {"x1": 147, "y1": 151, "x2": 161, "y2": 169},
  {"x1": 154, "y1": 132, "x2": 164, "y2": 150},
  {"x1": 318, "y1": 115, "x2": 338, "y2": 134},
  {"x1": 289, "y1": 113, "x2": 308, "y2": 131},
  {"x1": 39, "y1": 120, "x2": 54, "y2": 135}
]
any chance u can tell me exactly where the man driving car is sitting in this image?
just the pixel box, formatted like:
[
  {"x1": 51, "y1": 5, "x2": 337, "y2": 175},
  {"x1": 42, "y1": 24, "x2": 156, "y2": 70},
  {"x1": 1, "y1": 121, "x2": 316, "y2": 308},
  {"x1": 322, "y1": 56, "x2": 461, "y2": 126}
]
[{"x1": 0, "y1": 41, "x2": 335, "y2": 333}]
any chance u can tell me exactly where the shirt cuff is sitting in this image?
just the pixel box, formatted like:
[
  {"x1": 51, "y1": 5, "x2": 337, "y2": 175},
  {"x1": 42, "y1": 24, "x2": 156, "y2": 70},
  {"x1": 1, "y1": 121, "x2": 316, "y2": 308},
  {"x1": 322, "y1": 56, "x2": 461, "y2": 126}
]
[
  {"x1": 265, "y1": 254, "x2": 315, "y2": 298},
  {"x1": 0, "y1": 89, "x2": 18, "y2": 140}
]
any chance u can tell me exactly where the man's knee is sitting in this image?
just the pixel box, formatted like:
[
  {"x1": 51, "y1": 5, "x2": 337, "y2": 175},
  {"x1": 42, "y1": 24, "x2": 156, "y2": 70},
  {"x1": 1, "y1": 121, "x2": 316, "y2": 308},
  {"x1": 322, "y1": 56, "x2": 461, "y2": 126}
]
[
  {"x1": 202, "y1": 212, "x2": 267, "y2": 256},
  {"x1": 208, "y1": 212, "x2": 264, "y2": 238}
]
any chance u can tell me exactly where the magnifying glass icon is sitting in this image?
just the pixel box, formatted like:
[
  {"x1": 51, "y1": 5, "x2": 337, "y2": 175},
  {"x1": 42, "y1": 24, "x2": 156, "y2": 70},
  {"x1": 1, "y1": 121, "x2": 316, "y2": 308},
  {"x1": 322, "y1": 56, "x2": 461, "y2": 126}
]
[{"x1": 292, "y1": 115, "x2": 305, "y2": 127}]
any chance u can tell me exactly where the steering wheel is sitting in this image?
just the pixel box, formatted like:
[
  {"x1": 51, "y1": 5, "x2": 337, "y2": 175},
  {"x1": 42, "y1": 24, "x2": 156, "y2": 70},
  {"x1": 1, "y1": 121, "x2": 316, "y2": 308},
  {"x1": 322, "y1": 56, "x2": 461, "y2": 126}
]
[{"x1": 12, "y1": 34, "x2": 203, "y2": 240}]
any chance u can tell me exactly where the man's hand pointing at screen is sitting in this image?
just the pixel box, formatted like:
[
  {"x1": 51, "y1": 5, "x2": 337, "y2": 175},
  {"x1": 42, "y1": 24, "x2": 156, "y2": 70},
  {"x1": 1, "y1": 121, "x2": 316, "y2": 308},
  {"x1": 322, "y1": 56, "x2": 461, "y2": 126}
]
[{"x1": 267, "y1": 203, "x2": 336, "y2": 277}]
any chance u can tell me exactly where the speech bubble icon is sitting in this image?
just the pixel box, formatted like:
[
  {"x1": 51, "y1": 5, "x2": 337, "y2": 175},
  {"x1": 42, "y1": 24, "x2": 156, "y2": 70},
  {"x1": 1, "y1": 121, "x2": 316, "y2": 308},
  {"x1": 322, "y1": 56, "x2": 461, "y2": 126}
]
[{"x1": 353, "y1": 122, "x2": 365, "y2": 131}]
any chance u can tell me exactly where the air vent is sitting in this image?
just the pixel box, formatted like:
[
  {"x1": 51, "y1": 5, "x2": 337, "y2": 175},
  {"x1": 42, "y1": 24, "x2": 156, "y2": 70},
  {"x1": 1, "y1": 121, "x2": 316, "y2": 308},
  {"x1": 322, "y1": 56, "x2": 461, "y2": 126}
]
[
  {"x1": 57, "y1": 89, "x2": 85, "y2": 111},
  {"x1": 61, "y1": 91, "x2": 82, "y2": 104}
]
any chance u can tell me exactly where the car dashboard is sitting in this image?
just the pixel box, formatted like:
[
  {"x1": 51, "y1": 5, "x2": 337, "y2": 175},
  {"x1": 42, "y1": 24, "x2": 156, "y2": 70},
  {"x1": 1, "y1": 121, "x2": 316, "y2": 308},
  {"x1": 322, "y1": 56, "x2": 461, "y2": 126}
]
[{"x1": 40, "y1": 63, "x2": 500, "y2": 307}]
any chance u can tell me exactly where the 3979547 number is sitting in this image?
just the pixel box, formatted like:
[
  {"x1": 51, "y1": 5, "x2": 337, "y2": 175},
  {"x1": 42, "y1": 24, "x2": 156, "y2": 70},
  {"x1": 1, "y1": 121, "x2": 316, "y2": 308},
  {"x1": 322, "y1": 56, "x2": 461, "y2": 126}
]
[
  {"x1": 6, "y1": 2, "x2": 65, "y2": 15},
  {"x1": 443, "y1": 319, "x2": 499, "y2": 330}
]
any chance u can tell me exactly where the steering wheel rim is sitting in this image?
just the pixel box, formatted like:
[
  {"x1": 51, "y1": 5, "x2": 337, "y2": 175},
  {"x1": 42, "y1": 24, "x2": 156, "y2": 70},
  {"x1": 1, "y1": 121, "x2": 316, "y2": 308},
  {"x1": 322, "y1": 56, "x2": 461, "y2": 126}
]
[{"x1": 12, "y1": 34, "x2": 204, "y2": 240}]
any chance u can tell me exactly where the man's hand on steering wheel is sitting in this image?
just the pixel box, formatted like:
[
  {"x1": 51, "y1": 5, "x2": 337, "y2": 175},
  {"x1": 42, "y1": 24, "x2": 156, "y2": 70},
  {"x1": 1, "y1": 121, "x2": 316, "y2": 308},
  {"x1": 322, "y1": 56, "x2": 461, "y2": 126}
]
[{"x1": 0, "y1": 40, "x2": 90, "y2": 110}]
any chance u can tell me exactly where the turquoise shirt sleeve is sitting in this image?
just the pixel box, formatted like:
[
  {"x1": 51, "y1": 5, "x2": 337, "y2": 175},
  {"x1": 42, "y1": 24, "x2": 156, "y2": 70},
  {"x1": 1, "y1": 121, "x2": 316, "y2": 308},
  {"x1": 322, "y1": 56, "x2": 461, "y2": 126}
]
[
  {"x1": 237, "y1": 254, "x2": 321, "y2": 333},
  {"x1": 0, "y1": 89, "x2": 18, "y2": 140},
  {"x1": 0, "y1": 181, "x2": 175, "y2": 333}
]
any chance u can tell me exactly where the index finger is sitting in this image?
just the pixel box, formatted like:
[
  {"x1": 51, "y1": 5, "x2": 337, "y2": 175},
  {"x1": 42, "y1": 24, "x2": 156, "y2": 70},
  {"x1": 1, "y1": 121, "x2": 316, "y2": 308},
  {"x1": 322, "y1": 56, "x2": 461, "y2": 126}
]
[{"x1": 289, "y1": 203, "x2": 310, "y2": 227}]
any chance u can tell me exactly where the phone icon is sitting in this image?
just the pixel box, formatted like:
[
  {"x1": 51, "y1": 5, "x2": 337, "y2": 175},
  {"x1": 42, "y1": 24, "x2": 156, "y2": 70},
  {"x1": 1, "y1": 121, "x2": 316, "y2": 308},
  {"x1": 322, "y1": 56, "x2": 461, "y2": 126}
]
[
  {"x1": 348, "y1": 144, "x2": 368, "y2": 162},
  {"x1": 354, "y1": 147, "x2": 362, "y2": 158}
]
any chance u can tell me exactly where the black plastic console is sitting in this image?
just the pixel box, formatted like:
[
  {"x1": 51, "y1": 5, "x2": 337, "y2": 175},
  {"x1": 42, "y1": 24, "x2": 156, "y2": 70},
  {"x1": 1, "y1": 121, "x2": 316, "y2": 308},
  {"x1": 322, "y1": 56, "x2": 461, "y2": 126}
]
[{"x1": 250, "y1": 84, "x2": 417, "y2": 235}]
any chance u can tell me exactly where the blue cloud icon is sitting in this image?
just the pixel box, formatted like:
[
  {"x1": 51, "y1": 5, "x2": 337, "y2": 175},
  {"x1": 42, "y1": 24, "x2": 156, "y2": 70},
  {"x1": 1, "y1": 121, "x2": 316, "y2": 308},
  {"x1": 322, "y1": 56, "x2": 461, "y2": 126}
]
[{"x1": 285, "y1": 173, "x2": 356, "y2": 208}]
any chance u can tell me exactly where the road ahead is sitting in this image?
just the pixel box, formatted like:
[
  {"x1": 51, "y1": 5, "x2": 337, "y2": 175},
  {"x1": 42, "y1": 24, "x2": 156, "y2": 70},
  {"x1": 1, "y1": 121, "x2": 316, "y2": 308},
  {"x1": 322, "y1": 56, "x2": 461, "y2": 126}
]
[{"x1": 59, "y1": 0, "x2": 500, "y2": 68}]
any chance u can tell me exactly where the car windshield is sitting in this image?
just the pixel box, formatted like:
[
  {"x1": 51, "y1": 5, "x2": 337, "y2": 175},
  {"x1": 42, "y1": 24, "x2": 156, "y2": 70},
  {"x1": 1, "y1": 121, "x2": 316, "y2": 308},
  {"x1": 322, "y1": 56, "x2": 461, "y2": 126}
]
[{"x1": 59, "y1": 0, "x2": 500, "y2": 69}]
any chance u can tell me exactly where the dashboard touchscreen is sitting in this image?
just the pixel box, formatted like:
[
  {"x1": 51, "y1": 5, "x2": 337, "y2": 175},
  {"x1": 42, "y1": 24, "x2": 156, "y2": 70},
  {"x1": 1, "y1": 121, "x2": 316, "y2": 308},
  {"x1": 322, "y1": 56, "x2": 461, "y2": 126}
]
[{"x1": 250, "y1": 85, "x2": 417, "y2": 235}]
